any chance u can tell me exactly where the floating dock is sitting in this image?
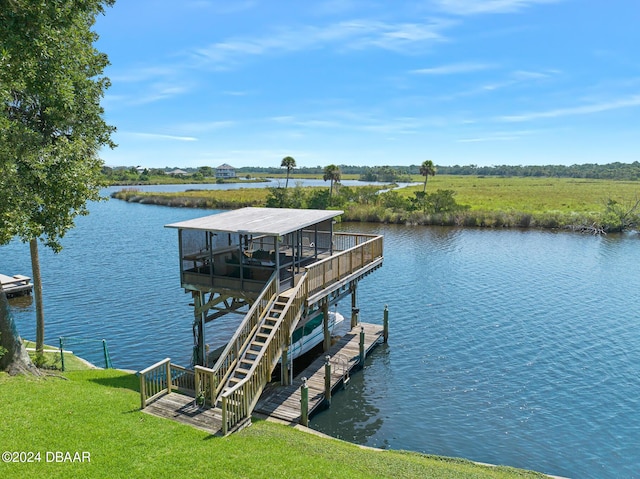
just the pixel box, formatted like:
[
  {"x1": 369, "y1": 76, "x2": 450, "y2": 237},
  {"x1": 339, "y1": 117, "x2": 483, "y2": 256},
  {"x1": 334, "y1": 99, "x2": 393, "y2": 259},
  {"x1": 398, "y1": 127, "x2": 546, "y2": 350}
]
[{"x1": 0, "y1": 273, "x2": 33, "y2": 298}]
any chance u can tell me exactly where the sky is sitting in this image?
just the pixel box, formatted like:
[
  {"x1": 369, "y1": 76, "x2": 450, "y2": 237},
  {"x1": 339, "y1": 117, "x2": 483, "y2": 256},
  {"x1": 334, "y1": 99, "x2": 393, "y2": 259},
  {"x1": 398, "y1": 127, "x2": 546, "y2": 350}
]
[{"x1": 94, "y1": 0, "x2": 640, "y2": 169}]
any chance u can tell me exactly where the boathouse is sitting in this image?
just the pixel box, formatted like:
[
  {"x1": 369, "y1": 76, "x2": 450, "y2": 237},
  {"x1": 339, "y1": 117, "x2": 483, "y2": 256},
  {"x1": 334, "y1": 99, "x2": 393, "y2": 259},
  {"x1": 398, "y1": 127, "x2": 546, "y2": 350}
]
[{"x1": 139, "y1": 207, "x2": 383, "y2": 434}]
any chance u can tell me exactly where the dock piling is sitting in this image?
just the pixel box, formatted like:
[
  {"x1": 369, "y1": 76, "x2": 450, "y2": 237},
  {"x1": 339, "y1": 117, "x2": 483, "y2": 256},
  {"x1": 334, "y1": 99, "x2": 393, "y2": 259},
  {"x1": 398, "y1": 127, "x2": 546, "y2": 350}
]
[
  {"x1": 383, "y1": 305, "x2": 389, "y2": 343},
  {"x1": 359, "y1": 326, "x2": 365, "y2": 367},
  {"x1": 300, "y1": 377, "x2": 309, "y2": 426},
  {"x1": 324, "y1": 356, "x2": 332, "y2": 407}
]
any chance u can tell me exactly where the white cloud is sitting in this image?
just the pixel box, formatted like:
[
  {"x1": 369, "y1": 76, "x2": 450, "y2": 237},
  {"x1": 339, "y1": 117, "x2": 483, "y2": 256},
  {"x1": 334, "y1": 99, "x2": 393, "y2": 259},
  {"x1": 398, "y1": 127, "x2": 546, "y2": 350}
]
[
  {"x1": 412, "y1": 62, "x2": 493, "y2": 75},
  {"x1": 124, "y1": 132, "x2": 198, "y2": 142},
  {"x1": 457, "y1": 129, "x2": 538, "y2": 142},
  {"x1": 175, "y1": 121, "x2": 236, "y2": 133},
  {"x1": 192, "y1": 18, "x2": 453, "y2": 68},
  {"x1": 499, "y1": 95, "x2": 640, "y2": 122},
  {"x1": 434, "y1": 0, "x2": 563, "y2": 16}
]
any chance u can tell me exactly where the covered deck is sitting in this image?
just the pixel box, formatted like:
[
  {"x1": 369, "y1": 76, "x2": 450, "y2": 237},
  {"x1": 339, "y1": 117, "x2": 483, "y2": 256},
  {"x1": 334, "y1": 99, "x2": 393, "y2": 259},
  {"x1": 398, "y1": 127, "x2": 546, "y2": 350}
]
[{"x1": 166, "y1": 208, "x2": 347, "y2": 295}]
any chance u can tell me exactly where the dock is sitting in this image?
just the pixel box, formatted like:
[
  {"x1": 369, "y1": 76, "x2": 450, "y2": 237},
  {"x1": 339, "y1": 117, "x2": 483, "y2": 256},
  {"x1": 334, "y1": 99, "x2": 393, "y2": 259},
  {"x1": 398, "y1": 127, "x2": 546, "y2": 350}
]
[
  {"x1": 256, "y1": 322, "x2": 383, "y2": 423},
  {"x1": 142, "y1": 322, "x2": 384, "y2": 434},
  {"x1": 143, "y1": 393, "x2": 224, "y2": 435},
  {"x1": 0, "y1": 273, "x2": 33, "y2": 298},
  {"x1": 141, "y1": 207, "x2": 385, "y2": 434}
]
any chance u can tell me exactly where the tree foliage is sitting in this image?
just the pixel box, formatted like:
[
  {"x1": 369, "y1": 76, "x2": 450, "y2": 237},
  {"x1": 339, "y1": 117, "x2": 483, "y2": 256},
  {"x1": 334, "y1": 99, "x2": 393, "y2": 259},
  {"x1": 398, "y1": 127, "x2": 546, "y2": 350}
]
[
  {"x1": 0, "y1": 0, "x2": 116, "y2": 252},
  {"x1": 0, "y1": 0, "x2": 116, "y2": 360},
  {"x1": 419, "y1": 160, "x2": 436, "y2": 193},
  {"x1": 323, "y1": 164, "x2": 341, "y2": 200},
  {"x1": 280, "y1": 156, "x2": 296, "y2": 189}
]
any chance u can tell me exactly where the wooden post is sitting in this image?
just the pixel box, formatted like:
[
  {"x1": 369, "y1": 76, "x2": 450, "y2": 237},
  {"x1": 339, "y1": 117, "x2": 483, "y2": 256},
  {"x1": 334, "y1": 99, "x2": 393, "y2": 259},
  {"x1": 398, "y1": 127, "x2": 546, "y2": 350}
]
[
  {"x1": 195, "y1": 368, "x2": 201, "y2": 406},
  {"x1": 166, "y1": 360, "x2": 172, "y2": 395},
  {"x1": 281, "y1": 347, "x2": 289, "y2": 386},
  {"x1": 350, "y1": 283, "x2": 358, "y2": 329},
  {"x1": 222, "y1": 396, "x2": 228, "y2": 435},
  {"x1": 322, "y1": 301, "x2": 330, "y2": 352},
  {"x1": 139, "y1": 373, "x2": 146, "y2": 409},
  {"x1": 324, "y1": 355, "x2": 332, "y2": 407},
  {"x1": 383, "y1": 304, "x2": 389, "y2": 343},
  {"x1": 359, "y1": 326, "x2": 365, "y2": 367},
  {"x1": 300, "y1": 377, "x2": 309, "y2": 427}
]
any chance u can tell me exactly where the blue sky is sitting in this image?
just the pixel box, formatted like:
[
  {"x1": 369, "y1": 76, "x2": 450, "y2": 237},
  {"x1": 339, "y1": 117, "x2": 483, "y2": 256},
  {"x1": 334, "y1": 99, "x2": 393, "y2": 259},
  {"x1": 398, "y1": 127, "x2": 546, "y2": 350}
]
[{"x1": 95, "y1": 0, "x2": 640, "y2": 169}]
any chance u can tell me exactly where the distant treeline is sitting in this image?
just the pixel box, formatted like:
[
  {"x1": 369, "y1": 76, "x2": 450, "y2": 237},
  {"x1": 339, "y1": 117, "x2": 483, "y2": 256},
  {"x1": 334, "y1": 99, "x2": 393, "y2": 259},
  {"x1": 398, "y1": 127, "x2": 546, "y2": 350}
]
[{"x1": 239, "y1": 162, "x2": 640, "y2": 181}]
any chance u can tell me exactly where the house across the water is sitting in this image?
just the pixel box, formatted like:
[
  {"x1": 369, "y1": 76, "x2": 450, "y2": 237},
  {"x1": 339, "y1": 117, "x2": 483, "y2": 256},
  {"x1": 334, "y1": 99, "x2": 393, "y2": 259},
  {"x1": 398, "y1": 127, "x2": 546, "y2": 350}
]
[{"x1": 215, "y1": 163, "x2": 236, "y2": 179}]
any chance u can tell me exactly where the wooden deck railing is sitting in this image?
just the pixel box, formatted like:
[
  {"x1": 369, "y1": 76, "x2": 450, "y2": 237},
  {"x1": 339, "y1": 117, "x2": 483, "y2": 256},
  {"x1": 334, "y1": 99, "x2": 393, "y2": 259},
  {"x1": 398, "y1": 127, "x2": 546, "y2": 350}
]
[
  {"x1": 306, "y1": 233, "x2": 383, "y2": 297},
  {"x1": 220, "y1": 272, "x2": 308, "y2": 435},
  {"x1": 195, "y1": 365, "x2": 216, "y2": 407},
  {"x1": 139, "y1": 358, "x2": 195, "y2": 409},
  {"x1": 209, "y1": 272, "x2": 279, "y2": 400}
]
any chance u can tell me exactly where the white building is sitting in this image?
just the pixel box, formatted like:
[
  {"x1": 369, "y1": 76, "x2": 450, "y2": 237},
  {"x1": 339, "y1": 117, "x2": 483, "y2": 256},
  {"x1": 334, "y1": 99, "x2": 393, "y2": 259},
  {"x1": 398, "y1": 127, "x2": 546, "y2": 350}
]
[{"x1": 215, "y1": 163, "x2": 236, "y2": 178}]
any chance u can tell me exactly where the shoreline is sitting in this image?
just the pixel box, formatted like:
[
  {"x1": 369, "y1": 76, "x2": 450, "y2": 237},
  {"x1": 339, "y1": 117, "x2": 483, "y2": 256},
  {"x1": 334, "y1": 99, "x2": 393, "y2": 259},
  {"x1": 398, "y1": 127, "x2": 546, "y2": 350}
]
[{"x1": 110, "y1": 188, "x2": 626, "y2": 234}]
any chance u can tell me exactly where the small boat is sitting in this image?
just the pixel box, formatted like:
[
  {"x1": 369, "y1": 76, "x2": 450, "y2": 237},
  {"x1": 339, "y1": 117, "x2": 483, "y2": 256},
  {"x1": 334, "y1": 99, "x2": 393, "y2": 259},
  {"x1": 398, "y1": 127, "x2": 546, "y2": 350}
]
[
  {"x1": 207, "y1": 310, "x2": 345, "y2": 366},
  {"x1": 287, "y1": 310, "x2": 344, "y2": 360}
]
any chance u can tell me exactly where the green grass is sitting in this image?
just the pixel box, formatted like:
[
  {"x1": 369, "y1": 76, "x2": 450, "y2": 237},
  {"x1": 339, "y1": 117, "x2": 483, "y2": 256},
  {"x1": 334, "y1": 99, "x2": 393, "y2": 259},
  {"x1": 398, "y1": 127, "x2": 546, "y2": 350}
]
[
  {"x1": 111, "y1": 187, "x2": 270, "y2": 209},
  {"x1": 22, "y1": 340, "x2": 93, "y2": 371},
  {"x1": 0, "y1": 370, "x2": 550, "y2": 478},
  {"x1": 404, "y1": 176, "x2": 638, "y2": 213}
]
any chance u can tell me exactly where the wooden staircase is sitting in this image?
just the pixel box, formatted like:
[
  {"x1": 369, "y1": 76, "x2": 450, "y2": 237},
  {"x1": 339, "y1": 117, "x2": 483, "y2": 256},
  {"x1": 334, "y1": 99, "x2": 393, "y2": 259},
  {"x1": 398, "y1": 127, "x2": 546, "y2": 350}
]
[
  {"x1": 210, "y1": 274, "x2": 308, "y2": 434},
  {"x1": 221, "y1": 295, "x2": 290, "y2": 392}
]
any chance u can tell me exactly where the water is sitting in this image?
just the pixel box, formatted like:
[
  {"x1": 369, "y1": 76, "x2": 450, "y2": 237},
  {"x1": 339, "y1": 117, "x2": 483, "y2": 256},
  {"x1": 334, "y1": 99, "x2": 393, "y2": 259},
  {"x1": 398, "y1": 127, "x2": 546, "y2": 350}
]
[{"x1": 1, "y1": 189, "x2": 639, "y2": 478}]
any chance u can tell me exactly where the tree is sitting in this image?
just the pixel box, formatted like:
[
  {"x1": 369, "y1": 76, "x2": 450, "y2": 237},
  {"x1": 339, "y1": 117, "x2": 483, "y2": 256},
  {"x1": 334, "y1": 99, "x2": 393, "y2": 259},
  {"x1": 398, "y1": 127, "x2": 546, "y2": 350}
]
[
  {"x1": 281, "y1": 156, "x2": 296, "y2": 189},
  {"x1": 420, "y1": 160, "x2": 436, "y2": 193},
  {"x1": 323, "y1": 164, "x2": 342, "y2": 200},
  {"x1": 0, "y1": 0, "x2": 116, "y2": 366},
  {"x1": 0, "y1": 284, "x2": 40, "y2": 376}
]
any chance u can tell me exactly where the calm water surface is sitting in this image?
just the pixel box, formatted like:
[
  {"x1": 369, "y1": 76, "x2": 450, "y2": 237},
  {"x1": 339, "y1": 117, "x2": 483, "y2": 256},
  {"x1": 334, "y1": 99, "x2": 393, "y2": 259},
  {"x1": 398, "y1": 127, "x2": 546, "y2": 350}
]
[{"x1": 1, "y1": 188, "x2": 638, "y2": 479}]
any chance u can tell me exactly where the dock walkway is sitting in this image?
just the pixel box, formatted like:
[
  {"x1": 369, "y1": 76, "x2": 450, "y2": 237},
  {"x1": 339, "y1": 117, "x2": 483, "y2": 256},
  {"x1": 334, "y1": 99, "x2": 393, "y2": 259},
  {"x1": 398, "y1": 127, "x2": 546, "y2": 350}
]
[
  {"x1": 143, "y1": 393, "x2": 224, "y2": 435},
  {"x1": 142, "y1": 322, "x2": 384, "y2": 434},
  {"x1": 255, "y1": 322, "x2": 384, "y2": 423}
]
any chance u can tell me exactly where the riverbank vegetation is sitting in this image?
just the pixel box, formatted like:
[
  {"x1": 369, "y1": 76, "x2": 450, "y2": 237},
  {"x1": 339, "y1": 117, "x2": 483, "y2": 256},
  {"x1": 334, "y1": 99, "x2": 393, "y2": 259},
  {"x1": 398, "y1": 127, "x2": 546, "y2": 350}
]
[
  {"x1": 112, "y1": 175, "x2": 640, "y2": 233},
  {"x1": 237, "y1": 161, "x2": 640, "y2": 181},
  {"x1": 0, "y1": 369, "x2": 549, "y2": 478}
]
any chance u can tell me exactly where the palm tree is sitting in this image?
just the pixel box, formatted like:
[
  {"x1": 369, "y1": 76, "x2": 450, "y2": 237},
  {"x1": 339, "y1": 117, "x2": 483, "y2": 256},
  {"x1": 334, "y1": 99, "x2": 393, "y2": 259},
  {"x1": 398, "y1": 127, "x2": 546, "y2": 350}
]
[
  {"x1": 420, "y1": 160, "x2": 436, "y2": 193},
  {"x1": 323, "y1": 164, "x2": 341, "y2": 199},
  {"x1": 281, "y1": 156, "x2": 296, "y2": 189}
]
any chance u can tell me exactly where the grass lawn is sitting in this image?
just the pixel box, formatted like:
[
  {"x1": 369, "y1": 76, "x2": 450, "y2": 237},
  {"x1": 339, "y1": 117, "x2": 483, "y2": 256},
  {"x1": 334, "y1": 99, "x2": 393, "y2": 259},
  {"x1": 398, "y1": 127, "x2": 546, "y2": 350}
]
[
  {"x1": 0, "y1": 369, "x2": 550, "y2": 479},
  {"x1": 22, "y1": 340, "x2": 92, "y2": 371}
]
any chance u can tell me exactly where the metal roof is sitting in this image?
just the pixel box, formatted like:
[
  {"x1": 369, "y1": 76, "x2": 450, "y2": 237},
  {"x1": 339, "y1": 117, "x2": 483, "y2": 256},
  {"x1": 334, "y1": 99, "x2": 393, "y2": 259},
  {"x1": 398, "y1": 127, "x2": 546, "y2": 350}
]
[{"x1": 165, "y1": 207, "x2": 343, "y2": 236}]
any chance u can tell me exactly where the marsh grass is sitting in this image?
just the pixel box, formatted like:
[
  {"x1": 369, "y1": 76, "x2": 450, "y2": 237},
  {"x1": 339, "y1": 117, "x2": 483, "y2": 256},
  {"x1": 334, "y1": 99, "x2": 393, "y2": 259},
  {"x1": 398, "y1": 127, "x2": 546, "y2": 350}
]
[
  {"x1": 112, "y1": 176, "x2": 640, "y2": 230},
  {"x1": 0, "y1": 370, "x2": 549, "y2": 478}
]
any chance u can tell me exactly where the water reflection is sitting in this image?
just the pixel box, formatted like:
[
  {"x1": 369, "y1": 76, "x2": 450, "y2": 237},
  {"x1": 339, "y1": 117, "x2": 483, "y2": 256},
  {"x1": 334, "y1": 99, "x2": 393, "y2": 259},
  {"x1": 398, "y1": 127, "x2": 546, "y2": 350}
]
[
  {"x1": 311, "y1": 345, "x2": 389, "y2": 446},
  {"x1": 7, "y1": 294, "x2": 33, "y2": 311}
]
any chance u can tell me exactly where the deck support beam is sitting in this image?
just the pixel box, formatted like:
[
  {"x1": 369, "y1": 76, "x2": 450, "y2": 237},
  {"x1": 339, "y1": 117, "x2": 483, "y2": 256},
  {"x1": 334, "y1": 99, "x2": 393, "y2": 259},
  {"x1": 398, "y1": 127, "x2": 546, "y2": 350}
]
[
  {"x1": 322, "y1": 301, "x2": 330, "y2": 352},
  {"x1": 281, "y1": 347, "x2": 289, "y2": 386},
  {"x1": 193, "y1": 291, "x2": 207, "y2": 366},
  {"x1": 350, "y1": 282, "x2": 358, "y2": 329}
]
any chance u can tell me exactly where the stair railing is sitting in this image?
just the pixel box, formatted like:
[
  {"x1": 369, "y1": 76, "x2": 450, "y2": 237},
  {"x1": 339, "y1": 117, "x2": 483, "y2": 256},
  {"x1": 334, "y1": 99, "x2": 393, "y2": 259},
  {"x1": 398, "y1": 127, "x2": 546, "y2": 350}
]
[
  {"x1": 220, "y1": 272, "x2": 308, "y2": 435},
  {"x1": 209, "y1": 272, "x2": 278, "y2": 399}
]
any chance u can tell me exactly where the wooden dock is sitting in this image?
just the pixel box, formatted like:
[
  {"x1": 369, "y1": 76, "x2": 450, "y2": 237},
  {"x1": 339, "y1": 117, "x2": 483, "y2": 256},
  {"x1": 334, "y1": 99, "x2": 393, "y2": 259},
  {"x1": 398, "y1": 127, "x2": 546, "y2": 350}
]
[
  {"x1": 142, "y1": 322, "x2": 384, "y2": 434},
  {"x1": 0, "y1": 273, "x2": 33, "y2": 298},
  {"x1": 255, "y1": 322, "x2": 384, "y2": 423},
  {"x1": 143, "y1": 393, "x2": 224, "y2": 435}
]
